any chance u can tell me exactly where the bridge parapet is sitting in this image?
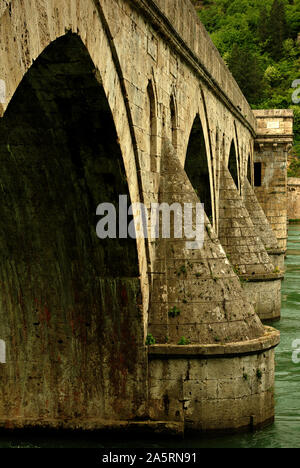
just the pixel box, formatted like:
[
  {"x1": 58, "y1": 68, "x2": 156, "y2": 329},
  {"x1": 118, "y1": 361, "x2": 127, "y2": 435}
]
[{"x1": 134, "y1": 0, "x2": 256, "y2": 132}]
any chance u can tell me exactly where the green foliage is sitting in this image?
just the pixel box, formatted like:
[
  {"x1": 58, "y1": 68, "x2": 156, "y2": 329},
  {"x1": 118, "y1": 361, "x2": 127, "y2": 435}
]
[
  {"x1": 198, "y1": 0, "x2": 300, "y2": 159},
  {"x1": 145, "y1": 334, "x2": 156, "y2": 346},
  {"x1": 288, "y1": 106, "x2": 300, "y2": 176},
  {"x1": 227, "y1": 44, "x2": 265, "y2": 103},
  {"x1": 288, "y1": 157, "x2": 300, "y2": 177},
  {"x1": 268, "y1": 0, "x2": 288, "y2": 60},
  {"x1": 169, "y1": 306, "x2": 181, "y2": 318},
  {"x1": 177, "y1": 265, "x2": 187, "y2": 276},
  {"x1": 178, "y1": 337, "x2": 191, "y2": 345}
]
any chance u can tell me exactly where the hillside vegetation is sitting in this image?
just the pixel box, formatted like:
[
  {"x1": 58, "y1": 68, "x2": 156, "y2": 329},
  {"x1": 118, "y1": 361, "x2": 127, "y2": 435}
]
[{"x1": 194, "y1": 0, "x2": 300, "y2": 175}]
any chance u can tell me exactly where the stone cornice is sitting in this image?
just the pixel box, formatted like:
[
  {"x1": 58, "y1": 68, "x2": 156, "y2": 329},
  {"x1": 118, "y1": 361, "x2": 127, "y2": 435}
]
[
  {"x1": 255, "y1": 135, "x2": 294, "y2": 141},
  {"x1": 148, "y1": 327, "x2": 280, "y2": 359},
  {"x1": 253, "y1": 110, "x2": 294, "y2": 118},
  {"x1": 239, "y1": 272, "x2": 284, "y2": 282},
  {"x1": 266, "y1": 248, "x2": 286, "y2": 255}
]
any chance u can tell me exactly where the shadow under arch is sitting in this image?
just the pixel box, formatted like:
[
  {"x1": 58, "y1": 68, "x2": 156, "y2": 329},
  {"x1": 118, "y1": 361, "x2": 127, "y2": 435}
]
[
  {"x1": 0, "y1": 33, "x2": 145, "y2": 424},
  {"x1": 228, "y1": 139, "x2": 239, "y2": 189},
  {"x1": 247, "y1": 153, "x2": 252, "y2": 184},
  {"x1": 146, "y1": 80, "x2": 158, "y2": 172},
  {"x1": 170, "y1": 94, "x2": 177, "y2": 149},
  {"x1": 184, "y1": 114, "x2": 213, "y2": 220}
]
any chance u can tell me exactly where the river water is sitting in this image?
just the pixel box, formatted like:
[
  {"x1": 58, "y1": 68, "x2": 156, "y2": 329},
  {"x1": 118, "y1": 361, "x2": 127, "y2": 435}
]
[{"x1": 1, "y1": 225, "x2": 300, "y2": 448}]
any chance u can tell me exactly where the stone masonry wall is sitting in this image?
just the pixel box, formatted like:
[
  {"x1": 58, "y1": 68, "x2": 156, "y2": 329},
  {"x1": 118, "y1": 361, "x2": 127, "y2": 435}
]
[
  {"x1": 254, "y1": 110, "x2": 294, "y2": 252},
  {"x1": 148, "y1": 328, "x2": 279, "y2": 432},
  {"x1": 288, "y1": 178, "x2": 300, "y2": 221}
]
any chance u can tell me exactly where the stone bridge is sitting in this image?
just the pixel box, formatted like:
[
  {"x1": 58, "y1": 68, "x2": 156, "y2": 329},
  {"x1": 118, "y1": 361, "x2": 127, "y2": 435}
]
[{"x1": 0, "y1": 0, "x2": 293, "y2": 434}]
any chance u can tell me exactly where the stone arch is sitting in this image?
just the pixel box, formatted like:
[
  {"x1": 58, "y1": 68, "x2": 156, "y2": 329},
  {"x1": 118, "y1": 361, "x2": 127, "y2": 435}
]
[
  {"x1": 228, "y1": 139, "x2": 239, "y2": 189},
  {"x1": 0, "y1": 0, "x2": 149, "y2": 315},
  {"x1": 184, "y1": 113, "x2": 213, "y2": 220},
  {"x1": 0, "y1": 12, "x2": 148, "y2": 423},
  {"x1": 146, "y1": 80, "x2": 158, "y2": 172},
  {"x1": 170, "y1": 93, "x2": 178, "y2": 149}
]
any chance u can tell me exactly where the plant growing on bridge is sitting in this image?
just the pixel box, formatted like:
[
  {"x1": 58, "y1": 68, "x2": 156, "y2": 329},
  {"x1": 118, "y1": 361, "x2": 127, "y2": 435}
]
[
  {"x1": 178, "y1": 337, "x2": 191, "y2": 346},
  {"x1": 239, "y1": 276, "x2": 249, "y2": 284},
  {"x1": 256, "y1": 369, "x2": 263, "y2": 380},
  {"x1": 177, "y1": 265, "x2": 187, "y2": 276},
  {"x1": 145, "y1": 334, "x2": 156, "y2": 346},
  {"x1": 233, "y1": 264, "x2": 242, "y2": 277},
  {"x1": 169, "y1": 306, "x2": 181, "y2": 318}
]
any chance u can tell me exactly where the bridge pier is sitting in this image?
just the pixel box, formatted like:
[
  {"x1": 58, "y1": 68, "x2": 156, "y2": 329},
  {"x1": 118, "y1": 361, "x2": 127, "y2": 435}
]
[
  {"x1": 148, "y1": 328, "x2": 279, "y2": 433},
  {"x1": 147, "y1": 140, "x2": 280, "y2": 432},
  {"x1": 243, "y1": 179, "x2": 285, "y2": 271},
  {"x1": 218, "y1": 165, "x2": 283, "y2": 322}
]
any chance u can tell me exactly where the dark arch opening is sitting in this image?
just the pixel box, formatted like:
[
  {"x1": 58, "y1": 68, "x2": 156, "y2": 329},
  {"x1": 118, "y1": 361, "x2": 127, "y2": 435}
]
[
  {"x1": 228, "y1": 140, "x2": 239, "y2": 189},
  {"x1": 170, "y1": 95, "x2": 177, "y2": 149},
  {"x1": 0, "y1": 33, "x2": 144, "y2": 422},
  {"x1": 185, "y1": 114, "x2": 212, "y2": 220},
  {"x1": 247, "y1": 154, "x2": 252, "y2": 184},
  {"x1": 147, "y1": 81, "x2": 157, "y2": 172}
]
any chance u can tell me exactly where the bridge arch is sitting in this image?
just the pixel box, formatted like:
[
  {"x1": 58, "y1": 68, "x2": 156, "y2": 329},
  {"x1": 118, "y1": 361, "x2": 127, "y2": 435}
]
[
  {"x1": 0, "y1": 3, "x2": 149, "y2": 423},
  {"x1": 228, "y1": 139, "x2": 239, "y2": 189},
  {"x1": 0, "y1": 0, "x2": 149, "y2": 310},
  {"x1": 146, "y1": 80, "x2": 158, "y2": 172},
  {"x1": 184, "y1": 113, "x2": 213, "y2": 221},
  {"x1": 247, "y1": 153, "x2": 252, "y2": 184}
]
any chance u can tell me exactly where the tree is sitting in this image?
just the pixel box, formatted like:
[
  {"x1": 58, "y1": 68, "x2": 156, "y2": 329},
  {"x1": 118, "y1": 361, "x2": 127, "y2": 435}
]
[
  {"x1": 227, "y1": 44, "x2": 265, "y2": 105},
  {"x1": 268, "y1": 0, "x2": 288, "y2": 60},
  {"x1": 197, "y1": 0, "x2": 300, "y2": 157},
  {"x1": 258, "y1": 6, "x2": 269, "y2": 45}
]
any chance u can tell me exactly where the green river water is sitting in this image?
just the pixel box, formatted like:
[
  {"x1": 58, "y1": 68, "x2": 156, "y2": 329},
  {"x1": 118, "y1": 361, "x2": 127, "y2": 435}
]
[{"x1": 1, "y1": 225, "x2": 300, "y2": 449}]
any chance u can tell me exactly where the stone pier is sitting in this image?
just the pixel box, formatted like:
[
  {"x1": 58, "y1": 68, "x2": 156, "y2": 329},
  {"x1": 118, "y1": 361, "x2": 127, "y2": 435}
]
[
  {"x1": 218, "y1": 165, "x2": 283, "y2": 321},
  {"x1": 288, "y1": 178, "x2": 300, "y2": 222}
]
